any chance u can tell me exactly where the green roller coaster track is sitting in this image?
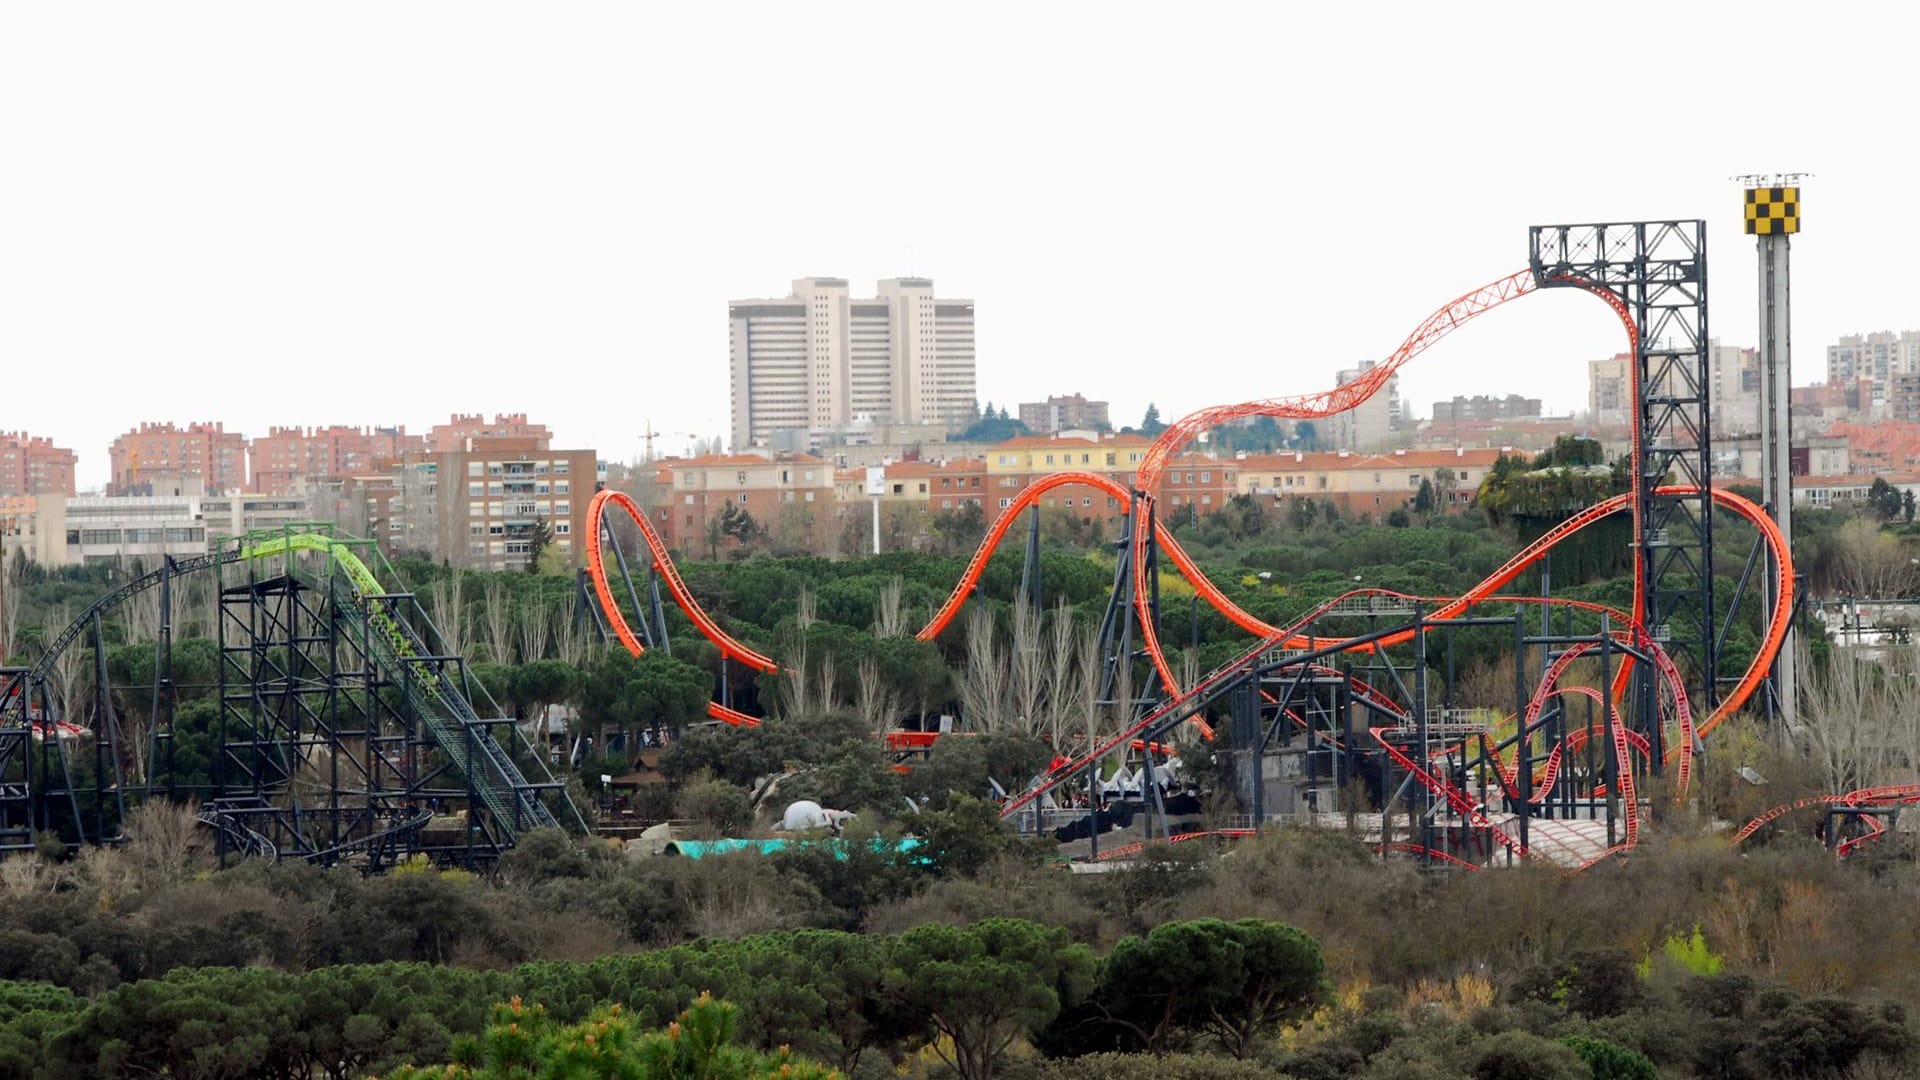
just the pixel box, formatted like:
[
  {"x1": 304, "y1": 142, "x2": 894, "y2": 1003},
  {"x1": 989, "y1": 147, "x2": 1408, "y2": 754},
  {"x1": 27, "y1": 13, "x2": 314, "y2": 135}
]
[
  {"x1": 8, "y1": 526, "x2": 578, "y2": 858},
  {"x1": 240, "y1": 532, "x2": 565, "y2": 837}
]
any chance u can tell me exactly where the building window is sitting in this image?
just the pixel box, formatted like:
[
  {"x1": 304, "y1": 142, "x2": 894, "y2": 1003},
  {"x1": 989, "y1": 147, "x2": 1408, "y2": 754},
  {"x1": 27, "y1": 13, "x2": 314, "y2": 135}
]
[
  {"x1": 684, "y1": 494, "x2": 694, "y2": 504},
  {"x1": 738, "y1": 494, "x2": 748, "y2": 504}
]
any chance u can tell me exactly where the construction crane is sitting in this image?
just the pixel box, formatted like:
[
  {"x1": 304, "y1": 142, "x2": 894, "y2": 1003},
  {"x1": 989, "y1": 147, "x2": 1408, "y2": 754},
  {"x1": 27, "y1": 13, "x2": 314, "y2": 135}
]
[{"x1": 640, "y1": 421, "x2": 696, "y2": 462}]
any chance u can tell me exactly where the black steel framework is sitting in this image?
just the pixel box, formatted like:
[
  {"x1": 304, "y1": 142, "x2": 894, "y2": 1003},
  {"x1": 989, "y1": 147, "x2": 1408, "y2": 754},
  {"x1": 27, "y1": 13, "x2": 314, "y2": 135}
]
[
  {"x1": 1531, "y1": 221, "x2": 1716, "y2": 717},
  {"x1": 2, "y1": 527, "x2": 584, "y2": 867}
]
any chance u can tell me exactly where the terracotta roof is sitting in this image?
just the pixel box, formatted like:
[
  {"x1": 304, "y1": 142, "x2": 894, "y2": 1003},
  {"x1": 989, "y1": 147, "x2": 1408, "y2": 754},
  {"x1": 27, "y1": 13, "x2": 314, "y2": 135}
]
[
  {"x1": 1825, "y1": 420, "x2": 1920, "y2": 469},
  {"x1": 1237, "y1": 448, "x2": 1504, "y2": 472},
  {"x1": 989, "y1": 432, "x2": 1153, "y2": 450},
  {"x1": 656, "y1": 452, "x2": 825, "y2": 468}
]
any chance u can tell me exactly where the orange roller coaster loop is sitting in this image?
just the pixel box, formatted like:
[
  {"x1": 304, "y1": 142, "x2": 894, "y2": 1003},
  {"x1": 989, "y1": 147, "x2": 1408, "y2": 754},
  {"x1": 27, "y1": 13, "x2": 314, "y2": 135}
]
[{"x1": 583, "y1": 263, "x2": 1792, "y2": 846}]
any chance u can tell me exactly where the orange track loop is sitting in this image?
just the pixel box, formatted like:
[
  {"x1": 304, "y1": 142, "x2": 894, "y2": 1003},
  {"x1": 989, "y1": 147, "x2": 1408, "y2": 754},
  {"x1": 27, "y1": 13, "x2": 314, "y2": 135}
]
[
  {"x1": 586, "y1": 490, "x2": 773, "y2": 725},
  {"x1": 585, "y1": 265, "x2": 1791, "y2": 851}
]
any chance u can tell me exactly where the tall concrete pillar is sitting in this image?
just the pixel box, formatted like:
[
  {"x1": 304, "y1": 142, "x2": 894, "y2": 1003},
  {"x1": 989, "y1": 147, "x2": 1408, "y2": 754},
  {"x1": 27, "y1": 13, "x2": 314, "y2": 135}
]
[{"x1": 1746, "y1": 181, "x2": 1801, "y2": 730}]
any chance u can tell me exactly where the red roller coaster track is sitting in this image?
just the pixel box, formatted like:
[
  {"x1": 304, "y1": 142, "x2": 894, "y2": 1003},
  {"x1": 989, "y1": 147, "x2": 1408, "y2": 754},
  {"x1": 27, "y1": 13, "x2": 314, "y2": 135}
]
[{"x1": 583, "y1": 266, "x2": 1794, "y2": 864}]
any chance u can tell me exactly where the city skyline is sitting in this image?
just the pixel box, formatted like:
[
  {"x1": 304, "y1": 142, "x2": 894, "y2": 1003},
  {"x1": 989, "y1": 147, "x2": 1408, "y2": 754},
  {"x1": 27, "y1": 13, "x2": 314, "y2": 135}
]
[{"x1": 4, "y1": 6, "x2": 1913, "y2": 490}]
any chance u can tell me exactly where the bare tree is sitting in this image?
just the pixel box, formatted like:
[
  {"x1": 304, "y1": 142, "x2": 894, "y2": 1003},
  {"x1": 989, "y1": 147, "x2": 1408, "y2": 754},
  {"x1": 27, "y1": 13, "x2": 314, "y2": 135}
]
[
  {"x1": 42, "y1": 603, "x2": 89, "y2": 724},
  {"x1": 1797, "y1": 639, "x2": 1899, "y2": 792},
  {"x1": 958, "y1": 608, "x2": 1009, "y2": 733},
  {"x1": 1008, "y1": 598, "x2": 1045, "y2": 738},
  {"x1": 553, "y1": 589, "x2": 595, "y2": 668},
  {"x1": 517, "y1": 591, "x2": 553, "y2": 663},
  {"x1": 778, "y1": 631, "x2": 813, "y2": 720},
  {"x1": 429, "y1": 567, "x2": 470, "y2": 659},
  {"x1": 123, "y1": 581, "x2": 161, "y2": 645},
  {"x1": 873, "y1": 576, "x2": 906, "y2": 638},
  {"x1": 1075, "y1": 622, "x2": 1105, "y2": 746},
  {"x1": 855, "y1": 656, "x2": 895, "y2": 731},
  {"x1": 1044, "y1": 600, "x2": 1081, "y2": 746},
  {"x1": 795, "y1": 585, "x2": 817, "y2": 631},
  {"x1": 816, "y1": 652, "x2": 839, "y2": 715},
  {"x1": 481, "y1": 574, "x2": 513, "y2": 664},
  {"x1": 0, "y1": 552, "x2": 22, "y2": 659},
  {"x1": 1828, "y1": 517, "x2": 1920, "y2": 600}
]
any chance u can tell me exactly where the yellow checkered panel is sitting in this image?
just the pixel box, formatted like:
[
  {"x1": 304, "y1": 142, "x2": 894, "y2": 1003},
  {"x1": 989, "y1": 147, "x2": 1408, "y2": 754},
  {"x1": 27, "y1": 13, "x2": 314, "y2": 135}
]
[{"x1": 1745, "y1": 186, "x2": 1800, "y2": 235}]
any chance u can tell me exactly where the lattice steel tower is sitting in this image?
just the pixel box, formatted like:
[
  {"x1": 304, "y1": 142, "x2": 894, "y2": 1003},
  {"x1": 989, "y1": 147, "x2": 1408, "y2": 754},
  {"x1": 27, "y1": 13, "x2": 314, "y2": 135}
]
[{"x1": 1530, "y1": 221, "x2": 1715, "y2": 713}]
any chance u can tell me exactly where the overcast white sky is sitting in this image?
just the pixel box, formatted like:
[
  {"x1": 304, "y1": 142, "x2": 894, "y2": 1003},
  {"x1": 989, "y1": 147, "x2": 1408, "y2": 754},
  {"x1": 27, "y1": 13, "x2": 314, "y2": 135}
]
[{"x1": 3, "y1": 3, "x2": 1911, "y2": 489}]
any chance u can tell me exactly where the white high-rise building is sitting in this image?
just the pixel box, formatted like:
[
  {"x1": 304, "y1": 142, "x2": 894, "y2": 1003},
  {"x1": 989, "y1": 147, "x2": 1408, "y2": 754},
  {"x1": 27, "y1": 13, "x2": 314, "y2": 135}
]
[
  {"x1": 1327, "y1": 360, "x2": 1400, "y2": 451},
  {"x1": 728, "y1": 277, "x2": 977, "y2": 450}
]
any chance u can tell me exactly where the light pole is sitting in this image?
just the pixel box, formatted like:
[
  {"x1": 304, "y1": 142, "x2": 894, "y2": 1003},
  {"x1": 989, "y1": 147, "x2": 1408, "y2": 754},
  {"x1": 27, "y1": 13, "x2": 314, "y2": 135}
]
[{"x1": 865, "y1": 466, "x2": 886, "y2": 555}]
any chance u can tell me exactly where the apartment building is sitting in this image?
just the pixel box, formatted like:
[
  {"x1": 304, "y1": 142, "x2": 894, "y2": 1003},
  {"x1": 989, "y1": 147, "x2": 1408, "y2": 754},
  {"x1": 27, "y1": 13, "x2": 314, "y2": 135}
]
[
  {"x1": 1018, "y1": 394, "x2": 1110, "y2": 434},
  {"x1": 1709, "y1": 340, "x2": 1762, "y2": 436},
  {"x1": 249, "y1": 424, "x2": 425, "y2": 493},
  {"x1": 1710, "y1": 435, "x2": 1850, "y2": 480},
  {"x1": 436, "y1": 439, "x2": 599, "y2": 570},
  {"x1": 1431, "y1": 395, "x2": 1541, "y2": 423},
  {"x1": 108, "y1": 422, "x2": 248, "y2": 495},
  {"x1": 983, "y1": 433, "x2": 1150, "y2": 515},
  {"x1": 831, "y1": 460, "x2": 988, "y2": 514},
  {"x1": 1239, "y1": 448, "x2": 1503, "y2": 516},
  {"x1": 1327, "y1": 361, "x2": 1402, "y2": 451},
  {"x1": 1588, "y1": 354, "x2": 1634, "y2": 428},
  {"x1": 429, "y1": 413, "x2": 552, "y2": 452},
  {"x1": 729, "y1": 277, "x2": 977, "y2": 450},
  {"x1": 1827, "y1": 331, "x2": 1920, "y2": 388},
  {"x1": 649, "y1": 452, "x2": 833, "y2": 553},
  {"x1": 330, "y1": 458, "x2": 441, "y2": 561},
  {"x1": 0, "y1": 432, "x2": 78, "y2": 497}
]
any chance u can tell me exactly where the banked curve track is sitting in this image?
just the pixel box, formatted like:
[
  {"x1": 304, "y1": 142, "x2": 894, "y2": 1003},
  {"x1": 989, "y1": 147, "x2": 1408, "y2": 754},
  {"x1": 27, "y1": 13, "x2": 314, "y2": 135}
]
[{"x1": 585, "y1": 268, "x2": 1795, "y2": 864}]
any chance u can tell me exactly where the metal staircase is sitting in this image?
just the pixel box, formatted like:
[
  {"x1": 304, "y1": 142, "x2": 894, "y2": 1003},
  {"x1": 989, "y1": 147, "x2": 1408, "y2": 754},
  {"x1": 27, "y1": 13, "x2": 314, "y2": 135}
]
[{"x1": 326, "y1": 578, "x2": 561, "y2": 836}]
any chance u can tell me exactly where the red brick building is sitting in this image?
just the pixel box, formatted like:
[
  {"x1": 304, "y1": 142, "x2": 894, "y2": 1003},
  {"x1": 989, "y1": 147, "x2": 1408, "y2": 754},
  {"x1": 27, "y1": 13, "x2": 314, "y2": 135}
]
[
  {"x1": 0, "y1": 432, "x2": 78, "y2": 497},
  {"x1": 249, "y1": 425, "x2": 426, "y2": 493},
  {"x1": 429, "y1": 413, "x2": 552, "y2": 453},
  {"x1": 648, "y1": 452, "x2": 833, "y2": 554},
  {"x1": 1237, "y1": 447, "x2": 1503, "y2": 516},
  {"x1": 108, "y1": 422, "x2": 248, "y2": 495}
]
